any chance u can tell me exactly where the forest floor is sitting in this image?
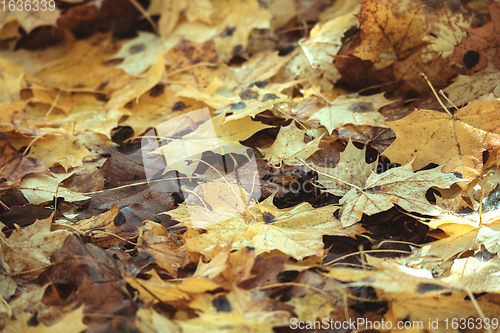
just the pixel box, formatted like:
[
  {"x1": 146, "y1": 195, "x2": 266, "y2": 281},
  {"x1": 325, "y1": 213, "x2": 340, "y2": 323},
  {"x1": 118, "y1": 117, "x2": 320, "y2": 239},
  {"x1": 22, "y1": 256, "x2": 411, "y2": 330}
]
[{"x1": 1, "y1": 0, "x2": 500, "y2": 332}]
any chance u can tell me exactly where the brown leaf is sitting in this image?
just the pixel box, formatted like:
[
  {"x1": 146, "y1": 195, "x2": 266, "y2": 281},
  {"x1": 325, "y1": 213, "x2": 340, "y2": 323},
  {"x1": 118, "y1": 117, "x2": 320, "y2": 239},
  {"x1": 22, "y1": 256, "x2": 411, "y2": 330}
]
[
  {"x1": 137, "y1": 221, "x2": 186, "y2": 278},
  {"x1": 447, "y1": 1, "x2": 500, "y2": 73},
  {"x1": 0, "y1": 213, "x2": 70, "y2": 278},
  {"x1": 0, "y1": 134, "x2": 51, "y2": 191}
]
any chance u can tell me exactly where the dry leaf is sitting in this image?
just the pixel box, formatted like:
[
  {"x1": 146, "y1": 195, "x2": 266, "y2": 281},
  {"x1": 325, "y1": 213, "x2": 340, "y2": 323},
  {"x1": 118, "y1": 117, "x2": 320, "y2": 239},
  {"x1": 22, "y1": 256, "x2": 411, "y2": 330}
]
[
  {"x1": 0, "y1": 135, "x2": 51, "y2": 191},
  {"x1": 309, "y1": 93, "x2": 394, "y2": 134},
  {"x1": 175, "y1": 196, "x2": 363, "y2": 260},
  {"x1": 338, "y1": 163, "x2": 461, "y2": 226},
  {"x1": 353, "y1": 0, "x2": 427, "y2": 70},
  {"x1": 314, "y1": 139, "x2": 378, "y2": 196},
  {"x1": 137, "y1": 221, "x2": 186, "y2": 277},
  {"x1": 259, "y1": 124, "x2": 322, "y2": 167},
  {"x1": 443, "y1": 63, "x2": 500, "y2": 107},
  {"x1": 0, "y1": 214, "x2": 70, "y2": 277},
  {"x1": 383, "y1": 100, "x2": 500, "y2": 179}
]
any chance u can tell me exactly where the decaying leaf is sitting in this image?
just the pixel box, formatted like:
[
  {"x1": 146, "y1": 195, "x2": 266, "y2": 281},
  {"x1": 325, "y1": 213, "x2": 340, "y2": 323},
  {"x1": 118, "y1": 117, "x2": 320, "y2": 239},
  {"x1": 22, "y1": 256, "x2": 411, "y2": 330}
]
[
  {"x1": 447, "y1": 1, "x2": 500, "y2": 72},
  {"x1": 443, "y1": 63, "x2": 500, "y2": 107},
  {"x1": 137, "y1": 221, "x2": 186, "y2": 277},
  {"x1": 0, "y1": 135, "x2": 51, "y2": 191},
  {"x1": 421, "y1": 3, "x2": 470, "y2": 62},
  {"x1": 2, "y1": 1, "x2": 500, "y2": 331}
]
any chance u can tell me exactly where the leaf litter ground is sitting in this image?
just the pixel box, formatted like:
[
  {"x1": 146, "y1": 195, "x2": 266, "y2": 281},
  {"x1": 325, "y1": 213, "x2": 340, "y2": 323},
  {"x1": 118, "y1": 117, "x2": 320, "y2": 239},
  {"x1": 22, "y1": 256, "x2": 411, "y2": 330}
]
[{"x1": 1, "y1": 0, "x2": 500, "y2": 332}]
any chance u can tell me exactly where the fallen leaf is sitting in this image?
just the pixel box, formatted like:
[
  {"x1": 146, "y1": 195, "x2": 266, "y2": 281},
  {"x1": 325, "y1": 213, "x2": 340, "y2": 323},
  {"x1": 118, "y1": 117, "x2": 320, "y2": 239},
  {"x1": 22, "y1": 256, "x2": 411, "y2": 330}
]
[
  {"x1": 421, "y1": 3, "x2": 470, "y2": 62},
  {"x1": 338, "y1": 163, "x2": 461, "y2": 226},
  {"x1": 125, "y1": 269, "x2": 190, "y2": 305},
  {"x1": 178, "y1": 287, "x2": 291, "y2": 333},
  {"x1": 259, "y1": 124, "x2": 322, "y2": 167},
  {"x1": 0, "y1": 214, "x2": 70, "y2": 277},
  {"x1": 24, "y1": 305, "x2": 87, "y2": 333},
  {"x1": 443, "y1": 63, "x2": 500, "y2": 107},
  {"x1": 19, "y1": 172, "x2": 90, "y2": 205},
  {"x1": 297, "y1": 0, "x2": 359, "y2": 92},
  {"x1": 211, "y1": 0, "x2": 271, "y2": 61},
  {"x1": 383, "y1": 100, "x2": 500, "y2": 179},
  {"x1": 0, "y1": 134, "x2": 51, "y2": 191},
  {"x1": 137, "y1": 221, "x2": 186, "y2": 277},
  {"x1": 175, "y1": 196, "x2": 363, "y2": 260},
  {"x1": 9, "y1": 7, "x2": 61, "y2": 34},
  {"x1": 26, "y1": 133, "x2": 95, "y2": 171},
  {"x1": 135, "y1": 308, "x2": 181, "y2": 333},
  {"x1": 314, "y1": 139, "x2": 378, "y2": 196},
  {"x1": 110, "y1": 32, "x2": 162, "y2": 77},
  {"x1": 447, "y1": 1, "x2": 500, "y2": 72},
  {"x1": 0, "y1": 57, "x2": 25, "y2": 103},
  {"x1": 309, "y1": 93, "x2": 394, "y2": 134},
  {"x1": 106, "y1": 54, "x2": 165, "y2": 112},
  {"x1": 353, "y1": 0, "x2": 427, "y2": 70}
]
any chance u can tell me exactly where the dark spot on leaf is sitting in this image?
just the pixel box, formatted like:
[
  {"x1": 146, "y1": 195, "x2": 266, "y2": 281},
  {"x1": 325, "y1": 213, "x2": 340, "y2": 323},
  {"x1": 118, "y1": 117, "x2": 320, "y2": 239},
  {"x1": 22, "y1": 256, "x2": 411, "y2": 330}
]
[
  {"x1": 262, "y1": 93, "x2": 279, "y2": 102},
  {"x1": 172, "y1": 101, "x2": 186, "y2": 111},
  {"x1": 348, "y1": 102, "x2": 374, "y2": 112},
  {"x1": 230, "y1": 102, "x2": 246, "y2": 110},
  {"x1": 97, "y1": 81, "x2": 109, "y2": 90},
  {"x1": 417, "y1": 283, "x2": 444, "y2": 294},
  {"x1": 212, "y1": 295, "x2": 232, "y2": 312},
  {"x1": 245, "y1": 246, "x2": 255, "y2": 251},
  {"x1": 262, "y1": 211, "x2": 276, "y2": 223},
  {"x1": 463, "y1": 50, "x2": 479, "y2": 69},
  {"x1": 232, "y1": 44, "x2": 243, "y2": 55},
  {"x1": 221, "y1": 27, "x2": 236, "y2": 37},
  {"x1": 239, "y1": 89, "x2": 259, "y2": 100},
  {"x1": 129, "y1": 43, "x2": 146, "y2": 54},
  {"x1": 249, "y1": 80, "x2": 267, "y2": 88},
  {"x1": 114, "y1": 211, "x2": 126, "y2": 226},
  {"x1": 452, "y1": 172, "x2": 462, "y2": 179},
  {"x1": 150, "y1": 84, "x2": 165, "y2": 97}
]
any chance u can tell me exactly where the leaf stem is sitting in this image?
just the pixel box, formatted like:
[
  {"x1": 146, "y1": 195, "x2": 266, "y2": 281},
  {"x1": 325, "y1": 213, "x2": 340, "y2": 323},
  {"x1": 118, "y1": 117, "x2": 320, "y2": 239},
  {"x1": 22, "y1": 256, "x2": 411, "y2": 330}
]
[{"x1": 420, "y1": 73, "x2": 453, "y2": 116}]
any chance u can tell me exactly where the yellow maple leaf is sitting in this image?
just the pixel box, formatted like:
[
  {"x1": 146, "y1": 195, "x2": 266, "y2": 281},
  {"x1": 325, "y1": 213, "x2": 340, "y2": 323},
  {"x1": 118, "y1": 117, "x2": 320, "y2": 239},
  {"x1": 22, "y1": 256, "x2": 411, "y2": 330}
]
[
  {"x1": 338, "y1": 163, "x2": 461, "y2": 227},
  {"x1": 309, "y1": 93, "x2": 394, "y2": 134},
  {"x1": 383, "y1": 100, "x2": 500, "y2": 179},
  {"x1": 173, "y1": 195, "x2": 362, "y2": 260},
  {"x1": 259, "y1": 124, "x2": 322, "y2": 167},
  {"x1": 354, "y1": 0, "x2": 427, "y2": 70}
]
